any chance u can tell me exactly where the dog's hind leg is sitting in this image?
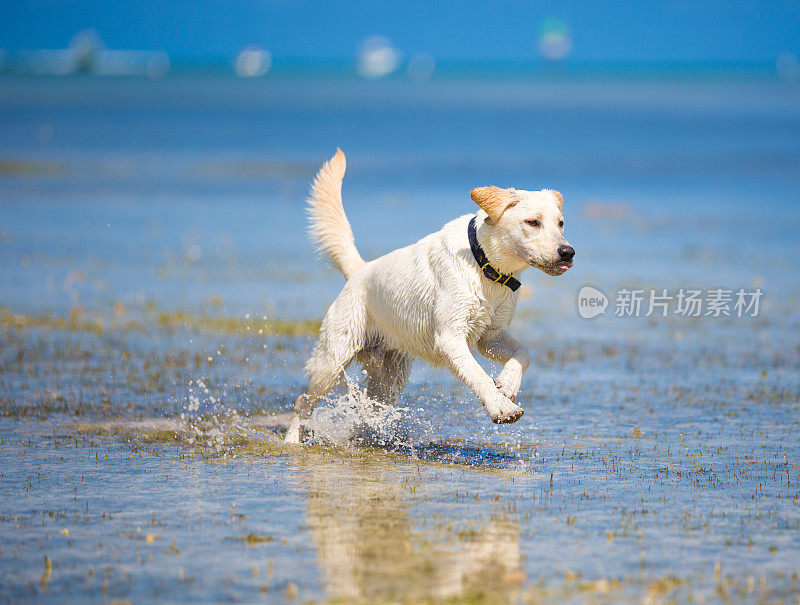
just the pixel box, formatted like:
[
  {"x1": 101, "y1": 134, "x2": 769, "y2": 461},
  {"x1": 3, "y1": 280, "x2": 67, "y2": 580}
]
[
  {"x1": 285, "y1": 343, "x2": 361, "y2": 444},
  {"x1": 285, "y1": 290, "x2": 366, "y2": 444},
  {"x1": 362, "y1": 346, "x2": 413, "y2": 403},
  {"x1": 382, "y1": 349, "x2": 413, "y2": 402}
]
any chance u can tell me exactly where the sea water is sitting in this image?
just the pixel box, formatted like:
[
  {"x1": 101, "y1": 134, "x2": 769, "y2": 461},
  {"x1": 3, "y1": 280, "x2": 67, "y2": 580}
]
[{"x1": 1, "y1": 72, "x2": 799, "y2": 602}]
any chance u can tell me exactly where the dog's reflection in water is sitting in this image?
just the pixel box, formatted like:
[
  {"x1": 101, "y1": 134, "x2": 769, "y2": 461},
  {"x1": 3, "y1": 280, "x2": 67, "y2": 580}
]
[{"x1": 289, "y1": 450, "x2": 522, "y2": 602}]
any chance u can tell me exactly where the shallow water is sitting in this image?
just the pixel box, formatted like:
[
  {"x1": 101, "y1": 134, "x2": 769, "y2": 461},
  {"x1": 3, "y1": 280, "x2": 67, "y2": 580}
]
[{"x1": 1, "y1": 73, "x2": 800, "y2": 602}]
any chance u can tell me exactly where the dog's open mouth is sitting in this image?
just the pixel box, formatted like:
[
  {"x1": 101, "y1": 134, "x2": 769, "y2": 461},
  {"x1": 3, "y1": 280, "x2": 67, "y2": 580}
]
[{"x1": 536, "y1": 261, "x2": 573, "y2": 276}]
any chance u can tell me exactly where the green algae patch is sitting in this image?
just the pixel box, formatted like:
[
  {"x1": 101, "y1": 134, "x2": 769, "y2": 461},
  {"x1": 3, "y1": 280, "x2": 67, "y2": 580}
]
[
  {"x1": 68, "y1": 416, "x2": 295, "y2": 458},
  {"x1": 65, "y1": 417, "x2": 529, "y2": 475},
  {"x1": 0, "y1": 159, "x2": 63, "y2": 177},
  {"x1": 0, "y1": 307, "x2": 108, "y2": 334},
  {"x1": 153, "y1": 309, "x2": 320, "y2": 337},
  {"x1": 236, "y1": 533, "x2": 274, "y2": 545},
  {"x1": 0, "y1": 306, "x2": 320, "y2": 337}
]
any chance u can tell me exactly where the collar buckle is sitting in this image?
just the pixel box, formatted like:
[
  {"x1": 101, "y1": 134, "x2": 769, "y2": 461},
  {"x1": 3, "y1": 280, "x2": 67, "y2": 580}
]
[{"x1": 469, "y1": 217, "x2": 521, "y2": 292}]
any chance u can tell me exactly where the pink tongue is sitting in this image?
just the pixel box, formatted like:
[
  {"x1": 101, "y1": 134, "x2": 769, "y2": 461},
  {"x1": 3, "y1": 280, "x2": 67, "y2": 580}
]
[{"x1": 559, "y1": 264, "x2": 570, "y2": 270}]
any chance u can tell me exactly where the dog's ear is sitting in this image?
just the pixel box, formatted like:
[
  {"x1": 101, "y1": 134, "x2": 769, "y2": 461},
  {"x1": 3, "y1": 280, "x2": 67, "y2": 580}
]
[
  {"x1": 470, "y1": 186, "x2": 518, "y2": 224},
  {"x1": 546, "y1": 189, "x2": 563, "y2": 209}
]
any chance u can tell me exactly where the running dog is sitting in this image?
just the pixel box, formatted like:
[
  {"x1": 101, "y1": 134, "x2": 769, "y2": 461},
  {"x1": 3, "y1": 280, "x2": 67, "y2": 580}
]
[{"x1": 285, "y1": 149, "x2": 574, "y2": 443}]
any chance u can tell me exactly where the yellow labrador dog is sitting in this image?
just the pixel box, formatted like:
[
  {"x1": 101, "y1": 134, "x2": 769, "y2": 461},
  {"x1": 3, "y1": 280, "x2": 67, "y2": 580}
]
[{"x1": 285, "y1": 149, "x2": 574, "y2": 443}]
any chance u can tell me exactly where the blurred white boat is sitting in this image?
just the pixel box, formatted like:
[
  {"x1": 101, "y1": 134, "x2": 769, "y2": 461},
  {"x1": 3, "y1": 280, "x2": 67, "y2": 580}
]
[
  {"x1": 8, "y1": 30, "x2": 170, "y2": 77},
  {"x1": 357, "y1": 36, "x2": 400, "y2": 78}
]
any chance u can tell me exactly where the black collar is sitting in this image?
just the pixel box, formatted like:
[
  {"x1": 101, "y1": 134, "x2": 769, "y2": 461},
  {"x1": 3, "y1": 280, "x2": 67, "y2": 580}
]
[{"x1": 468, "y1": 216, "x2": 521, "y2": 291}]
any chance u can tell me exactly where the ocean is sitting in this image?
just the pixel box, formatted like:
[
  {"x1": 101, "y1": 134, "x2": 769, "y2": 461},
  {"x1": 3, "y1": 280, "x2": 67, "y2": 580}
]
[{"x1": 1, "y1": 72, "x2": 799, "y2": 602}]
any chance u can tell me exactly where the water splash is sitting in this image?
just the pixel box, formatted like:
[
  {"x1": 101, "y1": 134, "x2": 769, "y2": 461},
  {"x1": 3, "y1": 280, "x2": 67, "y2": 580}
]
[
  {"x1": 305, "y1": 373, "x2": 413, "y2": 448},
  {"x1": 178, "y1": 367, "x2": 534, "y2": 470},
  {"x1": 180, "y1": 378, "x2": 257, "y2": 453}
]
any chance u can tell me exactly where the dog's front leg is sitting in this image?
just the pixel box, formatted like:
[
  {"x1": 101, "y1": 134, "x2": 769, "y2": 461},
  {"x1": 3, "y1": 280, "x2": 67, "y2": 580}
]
[
  {"x1": 477, "y1": 329, "x2": 530, "y2": 402},
  {"x1": 436, "y1": 333, "x2": 524, "y2": 424}
]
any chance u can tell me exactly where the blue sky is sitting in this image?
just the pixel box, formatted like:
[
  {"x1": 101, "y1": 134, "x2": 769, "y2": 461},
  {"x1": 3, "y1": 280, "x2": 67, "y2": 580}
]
[{"x1": 2, "y1": 0, "x2": 799, "y2": 64}]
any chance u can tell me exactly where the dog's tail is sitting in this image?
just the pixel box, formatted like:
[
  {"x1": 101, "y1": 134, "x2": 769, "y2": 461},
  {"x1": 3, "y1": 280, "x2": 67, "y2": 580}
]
[{"x1": 306, "y1": 148, "x2": 365, "y2": 279}]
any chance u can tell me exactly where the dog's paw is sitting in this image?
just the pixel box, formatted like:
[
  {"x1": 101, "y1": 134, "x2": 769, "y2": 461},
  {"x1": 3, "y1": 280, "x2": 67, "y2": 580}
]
[
  {"x1": 485, "y1": 396, "x2": 524, "y2": 424},
  {"x1": 495, "y1": 368, "x2": 522, "y2": 402},
  {"x1": 495, "y1": 379, "x2": 518, "y2": 402},
  {"x1": 491, "y1": 405, "x2": 524, "y2": 424}
]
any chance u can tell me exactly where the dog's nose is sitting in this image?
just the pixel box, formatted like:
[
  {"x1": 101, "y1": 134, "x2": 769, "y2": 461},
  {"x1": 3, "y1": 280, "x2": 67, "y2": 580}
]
[{"x1": 557, "y1": 244, "x2": 575, "y2": 261}]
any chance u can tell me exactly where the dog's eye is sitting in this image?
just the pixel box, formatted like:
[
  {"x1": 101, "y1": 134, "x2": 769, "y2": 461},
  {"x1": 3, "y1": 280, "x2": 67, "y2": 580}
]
[
  {"x1": 524, "y1": 219, "x2": 541, "y2": 228},
  {"x1": 558, "y1": 220, "x2": 564, "y2": 228}
]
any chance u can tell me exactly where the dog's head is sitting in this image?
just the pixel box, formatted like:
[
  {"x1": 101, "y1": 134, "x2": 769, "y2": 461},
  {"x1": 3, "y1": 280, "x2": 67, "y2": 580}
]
[{"x1": 471, "y1": 186, "x2": 574, "y2": 276}]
